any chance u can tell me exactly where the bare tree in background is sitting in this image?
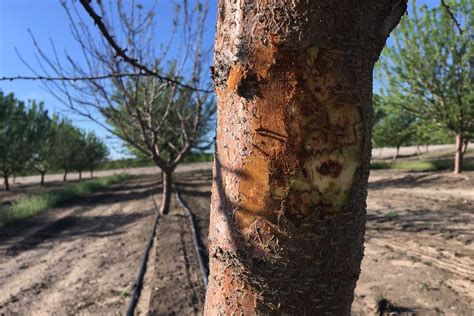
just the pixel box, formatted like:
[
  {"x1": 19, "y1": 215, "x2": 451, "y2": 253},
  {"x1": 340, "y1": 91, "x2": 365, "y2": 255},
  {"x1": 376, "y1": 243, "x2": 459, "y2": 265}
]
[{"x1": 19, "y1": 0, "x2": 214, "y2": 214}]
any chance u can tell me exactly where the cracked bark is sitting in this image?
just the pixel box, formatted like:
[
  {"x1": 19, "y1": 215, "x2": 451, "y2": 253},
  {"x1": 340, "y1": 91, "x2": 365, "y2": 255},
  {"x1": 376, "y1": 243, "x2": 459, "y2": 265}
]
[{"x1": 206, "y1": 0, "x2": 407, "y2": 314}]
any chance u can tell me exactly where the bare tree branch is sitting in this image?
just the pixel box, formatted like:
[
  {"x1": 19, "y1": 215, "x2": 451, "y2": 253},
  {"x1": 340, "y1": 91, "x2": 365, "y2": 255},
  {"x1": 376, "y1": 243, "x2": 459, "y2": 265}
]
[
  {"x1": 441, "y1": 0, "x2": 463, "y2": 35},
  {"x1": 0, "y1": 73, "x2": 153, "y2": 81},
  {"x1": 78, "y1": 0, "x2": 211, "y2": 93}
]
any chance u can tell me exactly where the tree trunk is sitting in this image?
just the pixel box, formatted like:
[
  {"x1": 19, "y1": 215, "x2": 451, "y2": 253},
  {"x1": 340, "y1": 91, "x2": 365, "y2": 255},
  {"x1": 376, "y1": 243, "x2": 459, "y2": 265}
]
[
  {"x1": 79, "y1": 170, "x2": 82, "y2": 181},
  {"x1": 63, "y1": 169, "x2": 68, "y2": 182},
  {"x1": 454, "y1": 133, "x2": 463, "y2": 174},
  {"x1": 159, "y1": 170, "x2": 172, "y2": 215},
  {"x1": 393, "y1": 145, "x2": 400, "y2": 161},
  {"x1": 90, "y1": 170, "x2": 94, "y2": 178},
  {"x1": 205, "y1": 1, "x2": 407, "y2": 314},
  {"x1": 3, "y1": 174, "x2": 9, "y2": 191},
  {"x1": 462, "y1": 139, "x2": 468, "y2": 156},
  {"x1": 40, "y1": 172, "x2": 45, "y2": 186}
]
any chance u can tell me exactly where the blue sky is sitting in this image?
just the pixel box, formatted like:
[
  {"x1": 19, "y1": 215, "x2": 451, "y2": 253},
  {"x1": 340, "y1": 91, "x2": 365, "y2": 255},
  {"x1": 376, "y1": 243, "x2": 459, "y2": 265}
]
[{"x1": 0, "y1": 0, "x2": 437, "y2": 159}]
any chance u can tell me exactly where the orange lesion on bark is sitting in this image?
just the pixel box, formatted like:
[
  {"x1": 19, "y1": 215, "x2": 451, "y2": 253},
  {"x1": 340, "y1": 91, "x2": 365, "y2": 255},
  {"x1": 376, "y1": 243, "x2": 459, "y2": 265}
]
[
  {"x1": 227, "y1": 63, "x2": 247, "y2": 92},
  {"x1": 236, "y1": 155, "x2": 271, "y2": 233},
  {"x1": 225, "y1": 44, "x2": 363, "y2": 232}
]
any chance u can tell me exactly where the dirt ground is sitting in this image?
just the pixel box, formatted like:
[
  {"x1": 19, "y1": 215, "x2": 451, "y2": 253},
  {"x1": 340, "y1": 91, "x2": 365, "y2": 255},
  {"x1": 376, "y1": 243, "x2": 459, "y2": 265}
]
[
  {"x1": 144, "y1": 169, "x2": 473, "y2": 315},
  {"x1": 0, "y1": 175, "x2": 162, "y2": 315},
  {"x1": 1, "y1": 166, "x2": 473, "y2": 315}
]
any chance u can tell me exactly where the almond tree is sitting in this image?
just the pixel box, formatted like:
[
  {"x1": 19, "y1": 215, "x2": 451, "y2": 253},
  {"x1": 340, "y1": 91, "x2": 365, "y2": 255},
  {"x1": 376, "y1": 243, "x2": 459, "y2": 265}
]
[
  {"x1": 24, "y1": 0, "x2": 213, "y2": 214},
  {"x1": 83, "y1": 133, "x2": 109, "y2": 179},
  {"x1": 379, "y1": 0, "x2": 473, "y2": 173},
  {"x1": 30, "y1": 108, "x2": 56, "y2": 186},
  {"x1": 0, "y1": 93, "x2": 51, "y2": 190},
  {"x1": 51, "y1": 119, "x2": 83, "y2": 182},
  {"x1": 372, "y1": 96, "x2": 416, "y2": 160},
  {"x1": 205, "y1": 1, "x2": 407, "y2": 314},
  {"x1": 0, "y1": 92, "x2": 29, "y2": 191}
]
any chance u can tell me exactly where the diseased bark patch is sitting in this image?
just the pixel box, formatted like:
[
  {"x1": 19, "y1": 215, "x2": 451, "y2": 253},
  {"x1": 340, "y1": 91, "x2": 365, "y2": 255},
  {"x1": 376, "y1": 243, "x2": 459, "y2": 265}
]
[{"x1": 318, "y1": 160, "x2": 343, "y2": 177}]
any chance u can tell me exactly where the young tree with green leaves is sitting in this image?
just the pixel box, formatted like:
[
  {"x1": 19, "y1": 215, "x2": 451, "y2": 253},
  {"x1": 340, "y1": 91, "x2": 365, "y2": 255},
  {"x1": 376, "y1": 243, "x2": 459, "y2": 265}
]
[
  {"x1": 0, "y1": 92, "x2": 30, "y2": 190},
  {"x1": 83, "y1": 132, "x2": 109, "y2": 178},
  {"x1": 29, "y1": 102, "x2": 56, "y2": 186},
  {"x1": 412, "y1": 121, "x2": 453, "y2": 154},
  {"x1": 72, "y1": 132, "x2": 89, "y2": 181},
  {"x1": 51, "y1": 119, "x2": 83, "y2": 182},
  {"x1": 379, "y1": 0, "x2": 473, "y2": 173},
  {"x1": 0, "y1": 94, "x2": 52, "y2": 190},
  {"x1": 373, "y1": 97, "x2": 416, "y2": 160}
]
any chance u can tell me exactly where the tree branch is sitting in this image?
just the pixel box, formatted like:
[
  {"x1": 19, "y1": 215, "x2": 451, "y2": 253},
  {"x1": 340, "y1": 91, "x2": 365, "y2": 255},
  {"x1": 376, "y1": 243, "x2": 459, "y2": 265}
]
[
  {"x1": 441, "y1": 0, "x2": 463, "y2": 35},
  {"x1": 0, "y1": 73, "x2": 152, "y2": 82},
  {"x1": 78, "y1": 0, "x2": 212, "y2": 93}
]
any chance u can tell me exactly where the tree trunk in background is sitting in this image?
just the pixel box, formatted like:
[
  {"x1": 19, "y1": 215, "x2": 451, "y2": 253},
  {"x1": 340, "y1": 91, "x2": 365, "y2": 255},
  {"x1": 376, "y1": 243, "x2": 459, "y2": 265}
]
[
  {"x1": 40, "y1": 172, "x2": 45, "y2": 186},
  {"x1": 393, "y1": 145, "x2": 400, "y2": 161},
  {"x1": 205, "y1": 1, "x2": 407, "y2": 314},
  {"x1": 63, "y1": 170, "x2": 68, "y2": 182},
  {"x1": 3, "y1": 174, "x2": 9, "y2": 191},
  {"x1": 79, "y1": 170, "x2": 82, "y2": 181},
  {"x1": 159, "y1": 170, "x2": 172, "y2": 215},
  {"x1": 462, "y1": 139, "x2": 468, "y2": 157},
  {"x1": 454, "y1": 134, "x2": 463, "y2": 174},
  {"x1": 90, "y1": 170, "x2": 94, "y2": 178}
]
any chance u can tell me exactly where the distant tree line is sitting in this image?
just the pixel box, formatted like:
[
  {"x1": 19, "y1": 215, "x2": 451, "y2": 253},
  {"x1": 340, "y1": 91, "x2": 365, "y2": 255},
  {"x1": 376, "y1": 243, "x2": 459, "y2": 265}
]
[{"x1": 0, "y1": 91, "x2": 109, "y2": 190}]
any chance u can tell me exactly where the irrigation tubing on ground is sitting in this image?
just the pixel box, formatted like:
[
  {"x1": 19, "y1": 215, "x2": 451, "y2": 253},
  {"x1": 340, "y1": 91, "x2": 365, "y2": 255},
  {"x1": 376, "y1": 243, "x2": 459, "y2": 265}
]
[
  {"x1": 126, "y1": 195, "x2": 161, "y2": 316},
  {"x1": 174, "y1": 184, "x2": 209, "y2": 288}
]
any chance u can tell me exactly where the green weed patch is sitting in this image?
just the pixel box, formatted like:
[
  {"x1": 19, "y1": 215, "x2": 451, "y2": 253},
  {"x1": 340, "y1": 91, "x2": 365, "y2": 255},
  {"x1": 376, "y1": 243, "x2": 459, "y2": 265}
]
[{"x1": 0, "y1": 174, "x2": 130, "y2": 228}]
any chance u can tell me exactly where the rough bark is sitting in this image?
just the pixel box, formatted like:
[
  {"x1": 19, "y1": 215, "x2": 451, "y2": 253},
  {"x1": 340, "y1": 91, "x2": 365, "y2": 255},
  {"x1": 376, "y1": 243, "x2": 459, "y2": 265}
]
[
  {"x1": 3, "y1": 174, "x2": 9, "y2": 191},
  {"x1": 205, "y1": 1, "x2": 407, "y2": 314},
  {"x1": 159, "y1": 170, "x2": 173, "y2": 215},
  {"x1": 454, "y1": 133, "x2": 463, "y2": 174}
]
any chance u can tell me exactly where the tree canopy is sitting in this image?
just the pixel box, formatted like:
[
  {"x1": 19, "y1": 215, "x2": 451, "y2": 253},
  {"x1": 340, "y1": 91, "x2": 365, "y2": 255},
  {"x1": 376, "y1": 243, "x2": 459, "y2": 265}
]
[{"x1": 377, "y1": 0, "x2": 473, "y2": 172}]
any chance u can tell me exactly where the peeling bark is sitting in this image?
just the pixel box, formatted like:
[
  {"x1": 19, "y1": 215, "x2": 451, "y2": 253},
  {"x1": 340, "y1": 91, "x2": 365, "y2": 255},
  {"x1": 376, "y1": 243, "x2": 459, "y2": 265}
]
[{"x1": 206, "y1": 0, "x2": 407, "y2": 314}]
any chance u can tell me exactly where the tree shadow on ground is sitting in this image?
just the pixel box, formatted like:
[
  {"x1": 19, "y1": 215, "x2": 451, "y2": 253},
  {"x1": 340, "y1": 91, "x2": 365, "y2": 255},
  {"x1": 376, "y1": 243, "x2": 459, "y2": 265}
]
[
  {"x1": 368, "y1": 172, "x2": 472, "y2": 191},
  {"x1": 377, "y1": 298, "x2": 417, "y2": 316},
  {"x1": 3, "y1": 211, "x2": 153, "y2": 256},
  {"x1": 367, "y1": 206, "x2": 473, "y2": 243},
  {"x1": 0, "y1": 175, "x2": 162, "y2": 255}
]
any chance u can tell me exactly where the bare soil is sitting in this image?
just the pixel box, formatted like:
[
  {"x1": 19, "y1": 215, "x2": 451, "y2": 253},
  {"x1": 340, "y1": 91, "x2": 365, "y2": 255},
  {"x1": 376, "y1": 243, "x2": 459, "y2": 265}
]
[
  {"x1": 0, "y1": 175, "x2": 162, "y2": 315},
  {"x1": 144, "y1": 169, "x2": 473, "y2": 315},
  {"x1": 1, "y1": 166, "x2": 472, "y2": 315}
]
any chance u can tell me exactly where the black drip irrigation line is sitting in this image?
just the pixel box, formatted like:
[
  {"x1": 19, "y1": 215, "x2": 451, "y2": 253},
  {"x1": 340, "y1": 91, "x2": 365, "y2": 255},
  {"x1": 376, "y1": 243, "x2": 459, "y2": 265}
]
[
  {"x1": 126, "y1": 195, "x2": 161, "y2": 316},
  {"x1": 174, "y1": 184, "x2": 209, "y2": 288}
]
